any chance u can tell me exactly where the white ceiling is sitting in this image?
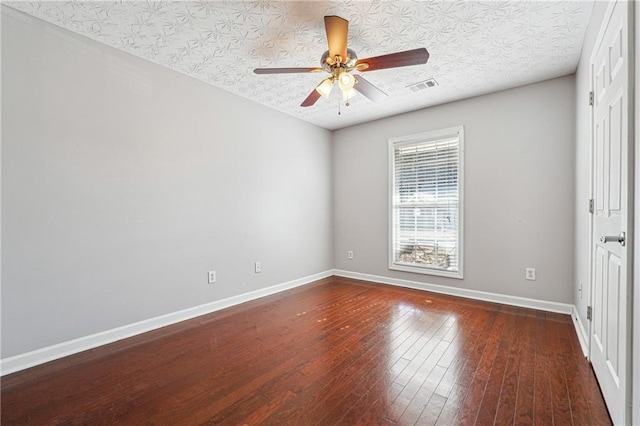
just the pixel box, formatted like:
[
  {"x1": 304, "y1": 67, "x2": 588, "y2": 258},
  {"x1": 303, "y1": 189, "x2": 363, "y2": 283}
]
[{"x1": 7, "y1": 1, "x2": 593, "y2": 130}]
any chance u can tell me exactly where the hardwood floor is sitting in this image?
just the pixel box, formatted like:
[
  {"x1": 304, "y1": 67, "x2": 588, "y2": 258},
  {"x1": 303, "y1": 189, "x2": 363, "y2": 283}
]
[{"x1": 1, "y1": 277, "x2": 611, "y2": 425}]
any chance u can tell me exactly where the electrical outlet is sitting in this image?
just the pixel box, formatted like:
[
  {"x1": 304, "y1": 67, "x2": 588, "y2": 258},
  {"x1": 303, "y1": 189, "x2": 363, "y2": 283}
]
[
  {"x1": 348, "y1": 250, "x2": 354, "y2": 260},
  {"x1": 525, "y1": 268, "x2": 536, "y2": 281},
  {"x1": 255, "y1": 261, "x2": 261, "y2": 273},
  {"x1": 208, "y1": 270, "x2": 216, "y2": 284}
]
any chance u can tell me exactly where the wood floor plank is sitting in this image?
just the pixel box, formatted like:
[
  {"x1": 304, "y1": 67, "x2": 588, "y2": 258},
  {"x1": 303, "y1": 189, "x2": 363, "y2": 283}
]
[
  {"x1": 417, "y1": 392, "x2": 448, "y2": 425},
  {"x1": 492, "y1": 312, "x2": 526, "y2": 425},
  {"x1": 398, "y1": 363, "x2": 448, "y2": 425},
  {"x1": 514, "y1": 314, "x2": 536, "y2": 425},
  {"x1": 332, "y1": 367, "x2": 397, "y2": 425},
  {"x1": 1, "y1": 277, "x2": 612, "y2": 425},
  {"x1": 473, "y1": 308, "x2": 517, "y2": 424},
  {"x1": 434, "y1": 383, "x2": 469, "y2": 426},
  {"x1": 548, "y1": 318, "x2": 574, "y2": 425},
  {"x1": 454, "y1": 309, "x2": 508, "y2": 425},
  {"x1": 433, "y1": 305, "x2": 491, "y2": 399},
  {"x1": 533, "y1": 354, "x2": 554, "y2": 425}
]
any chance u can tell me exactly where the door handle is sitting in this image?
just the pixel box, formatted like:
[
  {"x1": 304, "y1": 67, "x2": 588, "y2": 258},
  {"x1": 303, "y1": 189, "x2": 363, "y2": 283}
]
[{"x1": 600, "y1": 232, "x2": 625, "y2": 246}]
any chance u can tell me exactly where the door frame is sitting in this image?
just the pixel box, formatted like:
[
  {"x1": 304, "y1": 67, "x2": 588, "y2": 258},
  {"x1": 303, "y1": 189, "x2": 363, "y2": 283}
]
[
  {"x1": 633, "y1": 1, "x2": 639, "y2": 423},
  {"x1": 587, "y1": 0, "x2": 635, "y2": 423}
]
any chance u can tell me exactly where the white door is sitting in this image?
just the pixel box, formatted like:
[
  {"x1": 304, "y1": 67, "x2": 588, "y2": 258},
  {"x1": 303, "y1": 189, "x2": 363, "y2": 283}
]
[{"x1": 590, "y1": 1, "x2": 632, "y2": 424}]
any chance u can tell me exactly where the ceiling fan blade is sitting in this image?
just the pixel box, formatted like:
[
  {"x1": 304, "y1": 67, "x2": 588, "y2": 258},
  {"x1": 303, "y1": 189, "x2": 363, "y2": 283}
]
[
  {"x1": 324, "y1": 16, "x2": 348, "y2": 61},
  {"x1": 254, "y1": 67, "x2": 323, "y2": 74},
  {"x1": 356, "y1": 48, "x2": 429, "y2": 72},
  {"x1": 354, "y1": 75, "x2": 387, "y2": 103},
  {"x1": 301, "y1": 87, "x2": 322, "y2": 107}
]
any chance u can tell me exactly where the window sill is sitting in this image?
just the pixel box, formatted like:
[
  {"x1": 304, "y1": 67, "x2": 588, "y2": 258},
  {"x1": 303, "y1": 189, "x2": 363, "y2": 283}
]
[{"x1": 389, "y1": 262, "x2": 464, "y2": 280}]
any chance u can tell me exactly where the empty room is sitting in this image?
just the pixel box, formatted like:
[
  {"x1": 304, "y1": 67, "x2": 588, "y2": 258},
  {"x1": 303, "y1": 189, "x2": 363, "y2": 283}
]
[{"x1": 2, "y1": 1, "x2": 639, "y2": 424}]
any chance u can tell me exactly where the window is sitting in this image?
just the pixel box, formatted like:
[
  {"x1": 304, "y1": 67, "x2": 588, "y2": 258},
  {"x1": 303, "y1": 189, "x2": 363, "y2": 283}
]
[{"x1": 389, "y1": 126, "x2": 464, "y2": 278}]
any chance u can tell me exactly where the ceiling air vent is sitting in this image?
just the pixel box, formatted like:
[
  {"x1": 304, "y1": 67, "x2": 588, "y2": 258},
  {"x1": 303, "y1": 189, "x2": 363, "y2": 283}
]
[{"x1": 407, "y1": 78, "x2": 438, "y2": 92}]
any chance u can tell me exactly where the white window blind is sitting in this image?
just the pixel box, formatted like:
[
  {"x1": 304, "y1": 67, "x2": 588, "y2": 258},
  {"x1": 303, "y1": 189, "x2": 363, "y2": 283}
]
[{"x1": 389, "y1": 127, "x2": 464, "y2": 278}]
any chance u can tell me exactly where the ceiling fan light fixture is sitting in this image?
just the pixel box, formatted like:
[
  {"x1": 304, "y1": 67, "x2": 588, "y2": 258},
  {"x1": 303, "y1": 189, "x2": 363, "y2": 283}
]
[
  {"x1": 341, "y1": 87, "x2": 356, "y2": 102},
  {"x1": 338, "y1": 72, "x2": 355, "y2": 91},
  {"x1": 316, "y1": 77, "x2": 335, "y2": 98}
]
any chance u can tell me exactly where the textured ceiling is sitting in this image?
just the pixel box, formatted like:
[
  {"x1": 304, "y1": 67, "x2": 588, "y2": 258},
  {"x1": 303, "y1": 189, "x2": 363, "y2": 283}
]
[{"x1": 7, "y1": 1, "x2": 593, "y2": 130}]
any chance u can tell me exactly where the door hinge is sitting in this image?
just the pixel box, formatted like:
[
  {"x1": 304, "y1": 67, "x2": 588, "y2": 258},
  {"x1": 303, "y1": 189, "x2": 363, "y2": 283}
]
[
  {"x1": 589, "y1": 198, "x2": 594, "y2": 214},
  {"x1": 589, "y1": 91, "x2": 594, "y2": 106},
  {"x1": 587, "y1": 306, "x2": 592, "y2": 321}
]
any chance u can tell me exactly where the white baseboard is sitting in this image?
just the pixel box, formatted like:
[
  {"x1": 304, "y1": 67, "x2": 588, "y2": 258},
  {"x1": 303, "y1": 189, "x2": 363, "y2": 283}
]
[
  {"x1": 1, "y1": 269, "x2": 580, "y2": 376},
  {"x1": 0, "y1": 270, "x2": 333, "y2": 376},
  {"x1": 333, "y1": 269, "x2": 573, "y2": 315},
  {"x1": 571, "y1": 305, "x2": 590, "y2": 357}
]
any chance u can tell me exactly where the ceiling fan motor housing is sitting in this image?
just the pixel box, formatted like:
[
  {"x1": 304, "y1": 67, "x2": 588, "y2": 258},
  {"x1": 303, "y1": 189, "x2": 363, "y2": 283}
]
[{"x1": 321, "y1": 48, "x2": 358, "y2": 74}]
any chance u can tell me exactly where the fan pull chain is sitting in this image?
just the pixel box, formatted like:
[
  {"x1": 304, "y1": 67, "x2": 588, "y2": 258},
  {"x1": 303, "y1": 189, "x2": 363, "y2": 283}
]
[{"x1": 337, "y1": 96, "x2": 341, "y2": 115}]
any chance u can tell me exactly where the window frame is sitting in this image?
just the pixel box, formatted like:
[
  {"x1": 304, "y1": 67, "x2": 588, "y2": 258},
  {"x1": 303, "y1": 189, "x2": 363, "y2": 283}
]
[{"x1": 388, "y1": 126, "x2": 465, "y2": 279}]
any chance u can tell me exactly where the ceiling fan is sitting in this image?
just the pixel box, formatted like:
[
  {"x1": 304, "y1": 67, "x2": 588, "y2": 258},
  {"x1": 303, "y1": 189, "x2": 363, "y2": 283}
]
[{"x1": 253, "y1": 16, "x2": 430, "y2": 107}]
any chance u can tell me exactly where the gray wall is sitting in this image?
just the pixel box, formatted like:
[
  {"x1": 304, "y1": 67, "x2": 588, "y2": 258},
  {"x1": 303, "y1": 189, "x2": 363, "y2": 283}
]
[
  {"x1": 333, "y1": 76, "x2": 576, "y2": 303},
  {"x1": 1, "y1": 8, "x2": 333, "y2": 358}
]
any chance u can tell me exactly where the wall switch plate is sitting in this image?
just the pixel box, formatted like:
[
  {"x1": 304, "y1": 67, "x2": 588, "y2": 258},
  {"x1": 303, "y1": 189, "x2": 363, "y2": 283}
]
[
  {"x1": 208, "y1": 271, "x2": 216, "y2": 284},
  {"x1": 525, "y1": 268, "x2": 536, "y2": 281},
  {"x1": 255, "y1": 261, "x2": 261, "y2": 273},
  {"x1": 348, "y1": 250, "x2": 354, "y2": 260}
]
